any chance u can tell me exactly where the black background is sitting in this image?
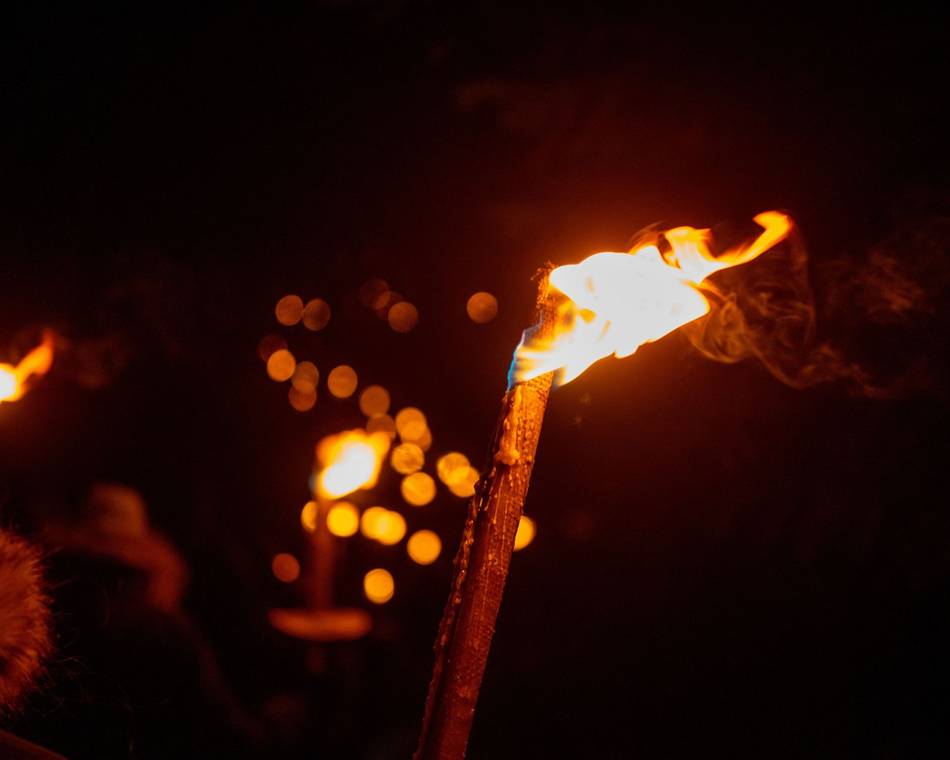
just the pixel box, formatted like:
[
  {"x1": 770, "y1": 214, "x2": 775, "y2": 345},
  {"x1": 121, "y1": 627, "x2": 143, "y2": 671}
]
[{"x1": 2, "y1": 4, "x2": 949, "y2": 758}]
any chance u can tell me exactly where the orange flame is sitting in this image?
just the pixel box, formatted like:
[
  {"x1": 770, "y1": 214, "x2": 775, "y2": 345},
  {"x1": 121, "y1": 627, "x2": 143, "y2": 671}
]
[
  {"x1": 510, "y1": 212, "x2": 792, "y2": 387},
  {"x1": 315, "y1": 429, "x2": 391, "y2": 499},
  {"x1": 0, "y1": 332, "x2": 55, "y2": 404}
]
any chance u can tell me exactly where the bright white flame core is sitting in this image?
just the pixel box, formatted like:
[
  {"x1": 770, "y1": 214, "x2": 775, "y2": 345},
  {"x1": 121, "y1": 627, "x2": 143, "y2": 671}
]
[{"x1": 510, "y1": 211, "x2": 791, "y2": 387}]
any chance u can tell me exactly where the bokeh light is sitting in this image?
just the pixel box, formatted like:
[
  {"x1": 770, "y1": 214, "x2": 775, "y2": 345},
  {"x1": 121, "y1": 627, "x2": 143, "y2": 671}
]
[
  {"x1": 358, "y1": 279, "x2": 389, "y2": 309},
  {"x1": 327, "y1": 365, "x2": 358, "y2": 398},
  {"x1": 275, "y1": 295, "x2": 304, "y2": 326},
  {"x1": 514, "y1": 515, "x2": 536, "y2": 551},
  {"x1": 302, "y1": 298, "x2": 331, "y2": 331},
  {"x1": 401, "y1": 472, "x2": 436, "y2": 507},
  {"x1": 267, "y1": 349, "x2": 296, "y2": 382},
  {"x1": 375, "y1": 510, "x2": 407, "y2": 546},
  {"x1": 360, "y1": 506, "x2": 389, "y2": 540},
  {"x1": 292, "y1": 361, "x2": 319, "y2": 391},
  {"x1": 390, "y1": 442, "x2": 424, "y2": 474},
  {"x1": 257, "y1": 334, "x2": 287, "y2": 362},
  {"x1": 407, "y1": 530, "x2": 441, "y2": 565},
  {"x1": 366, "y1": 413, "x2": 396, "y2": 438},
  {"x1": 363, "y1": 568, "x2": 394, "y2": 604},
  {"x1": 300, "y1": 501, "x2": 318, "y2": 533},
  {"x1": 387, "y1": 301, "x2": 419, "y2": 333},
  {"x1": 395, "y1": 407, "x2": 427, "y2": 442},
  {"x1": 447, "y1": 466, "x2": 480, "y2": 498},
  {"x1": 288, "y1": 385, "x2": 317, "y2": 411},
  {"x1": 437, "y1": 452, "x2": 471, "y2": 486},
  {"x1": 272, "y1": 553, "x2": 301, "y2": 582},
  {"x1": 0, "y1": 367, "x2": 17, "y2": 401},
  {"x1": 466, "y1": 291, "x2": 499, "y2": 323},
  {"x1": 326, "y1": 501, "x2": 360, "y2": 537},
  {"x1": 359, "y1": 385, "x2": 391, "y2": 417}
]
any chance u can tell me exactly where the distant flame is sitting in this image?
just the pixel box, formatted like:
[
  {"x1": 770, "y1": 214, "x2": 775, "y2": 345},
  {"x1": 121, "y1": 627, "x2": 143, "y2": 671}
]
[
  {"x1": 316, "y1": 429, "x2": 391, "y2": 499},
  {"x1": 510, "y1": 212, "x2": 792, "y2": 387},
  {"x1": 0, "y1": 332, "x2": 55, "y2": 404}
]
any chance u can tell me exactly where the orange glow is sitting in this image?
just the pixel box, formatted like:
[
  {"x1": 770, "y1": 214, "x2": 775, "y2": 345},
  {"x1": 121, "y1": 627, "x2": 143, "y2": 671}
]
[
  {"x1": 513, "y1": 515, "x2": 536, "y2": 551},
  {"x1": 315, "y1": 429, "x2": 390, "y2": 499},
  {"x1": 300, "y1": 501, "x2": 318, "y2": 533},
  {"x1": 360, "y1": 506, "x2": 389, "y2": 540},
  {"x1": 407, "y1": 530, "x2": 441, "y2": 565},
  {"x1": 363, "y1": 568, "x2": 394, "y2": 604},
  {"x1": 0, "y1": 333, "x2": 55, "y2": 404},
  {"x1": 275, "y1": 295, "x2": 304, "y2": 326},
  {"x1": 302, "y1": 298, "x2": 331, "y2": 331},
  {"x1": 272, "y1": 553, "x2": 301, "y2": 582},
  {"x1": 266, "y1": 349, "x2": 296, "y2": 382},
  {"x1": 395, "y1": 407, "x2": 428, "y2": 442},
  {"x1": 511, "y1": 212, "x2": 792, "y2": 386},
  {"x1": 292, "y1": 361, "x2": 319, "y2": 391},
  {"x1": 467, "y1": 291, "x2": 498, "y2": 323},
  {"x1": 327, "y1": 365, "x2": 358, "y2": 398},
  {"x1": 436, "y1": 452, "x2": 471, "y2": 486},
  {"x1": 401, "y1": 472, "x2": 436, "y2": 507},
  {"x1": 388, "y1": 301, "x2": 419, "y2": 332},
  {"x1": 326, "y1": 501, "x2": 360, "y2": 537},
  {"x1": 447, "y1": 466, "x2": 480, "y2": 498},
  {"x1": 288, "y1": 385, "x2": 317, "y2": 412},
  {"x1": 359, "y1": 279, "x2": 390, "y2": 309},
  {"x1": 390, "y1": 442, "x2": 424, "y2": 474},
  {"x1": 257, "y1": 334, "x2": 287, "y2": 362},
  {"x1": 366, "y1": 413, "x2": 396, "y2": 438},
  {"x1": 359, "y1": 385, "x2": 391, "y2": 417},
  {"x1": 374, "y1": 510, "x2": 407, "y2": 546}
]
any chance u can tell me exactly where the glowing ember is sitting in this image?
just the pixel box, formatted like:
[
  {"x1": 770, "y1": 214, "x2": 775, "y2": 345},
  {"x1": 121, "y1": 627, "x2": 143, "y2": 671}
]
[
  {"x1": 315, "y1": 429, "x2": 390, "y2": 499},
  {"x1": 511, "y1": 212, "x2": 792, "y2": 386},
  {"x1": 0, "y1": 332, "x2": 55, "y2": 404}
]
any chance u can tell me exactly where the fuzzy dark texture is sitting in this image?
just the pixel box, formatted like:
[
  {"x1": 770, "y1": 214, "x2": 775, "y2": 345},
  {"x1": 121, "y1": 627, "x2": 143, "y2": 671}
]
[{"x1": 0, "y1": 530, "x2": 52, "y2": 715}]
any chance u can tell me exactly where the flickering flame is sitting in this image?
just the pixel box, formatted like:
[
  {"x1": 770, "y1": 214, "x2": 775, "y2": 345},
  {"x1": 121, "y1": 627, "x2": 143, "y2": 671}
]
[
  {"x1": 510, "y1": 212, "x2": 792, "y2": 387},
  {"x1": 0, "y1": 332, "x2": 55, "y2": 404},
  {"x1": 316, "y1": 429, "x2": 390, "y2": 499}
]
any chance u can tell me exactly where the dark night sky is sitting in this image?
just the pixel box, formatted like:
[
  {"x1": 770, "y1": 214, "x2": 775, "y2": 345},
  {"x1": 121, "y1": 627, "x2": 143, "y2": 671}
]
[{"x1": 1, "y1": 5, "x2": 949, "y2": 758}]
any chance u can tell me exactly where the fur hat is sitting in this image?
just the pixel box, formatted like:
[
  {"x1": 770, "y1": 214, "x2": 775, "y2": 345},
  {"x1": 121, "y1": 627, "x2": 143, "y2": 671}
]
[{"x1": 0, "y1": 529, "x2": 51, "y2": 714}]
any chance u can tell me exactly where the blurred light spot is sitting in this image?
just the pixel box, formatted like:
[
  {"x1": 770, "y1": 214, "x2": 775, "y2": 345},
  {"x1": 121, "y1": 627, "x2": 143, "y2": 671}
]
[
  {"x1": 267, "y1": 349, "x2": 296, "y2": 382},
  {"x1": 359, "y1": 385, "x2": 390, "y2": 417},
  {"x1": 514, "y1": 515, "x2": 536, "y2": 551},
  {"x1": 300, "y1": 501, "x2": 318, "y2": 533},
  {"x1": 437, "y1": 452, "x2": 471, "y2": 486},
  {"x1": 359, "y1": 279, "x2": 389, "y2": 309},
  {"x1": 302, "y1": 298, "x2": 331, "y2": 331},
  {"x1": 360, "y1": 506, "x2": 389, "y2": 540},
  {"x1": 407, "y1": 530, "x2": 441, "y2": 565},
  {"x1": 366, "y1": 413, "x2": 396, "y2": 438},
  {"x1": 257, "y1": 334, "x2": 287, "y2": 362},
  {"x1": 327, "y1": 365, "x2": 358, "y2": 398},
  {"x1": 272, "y1": 553, "x2": 301, "y2": 583},
  {"x1": 363, "y1": 568, "x2": 394, "y2": 604},
  {"x1": 375, "y1": 510, "x2": 407, "y2": 546},
  {"x1": 448, "y1": 466, "x2": 480, "y2": 498},
  {"x1": 415, "y1": 428, "x2": 433, "y2": 452},
  {"x1": 288, "y1": 385, "x2": 317, "y2": 412},
  {"x1": 401, "y1": 472, "x2": 436, "y2": 507},
  {"x1": 275, "y1": 295, "x2": 304, "y2": 326},
  {"x1": 387, "y1": 301, "x2": 419, "y2": 333},
  {"x1": 395, "y1": 407, "x2": 427, "y2": 442},
  {"x1": 466, "y1": 291, "x2": 498, "y2": 323},
  {"x1": 390, "y1": 443, "x2": 424, "y2": 474},
  {"x1": 292, "y1": 361, "x2": 319, "y2": 391},
  {"x1": 327, "y1": 501, "x2": 360, "y2": 537}
]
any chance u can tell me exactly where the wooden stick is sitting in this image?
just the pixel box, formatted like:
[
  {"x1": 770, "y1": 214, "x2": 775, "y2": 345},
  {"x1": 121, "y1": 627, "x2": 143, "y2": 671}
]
[{"x1": 415, "y1": 273, "x2": 558, "y2": 760}]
